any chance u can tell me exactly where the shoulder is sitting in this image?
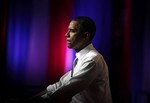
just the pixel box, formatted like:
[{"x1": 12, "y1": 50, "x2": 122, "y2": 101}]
[{"x1": 83, "y1": 49, "x2": 102, "y2": 63}]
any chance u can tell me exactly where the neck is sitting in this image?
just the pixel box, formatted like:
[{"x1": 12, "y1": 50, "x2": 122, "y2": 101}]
[{"x1": 75, "y1": 41, "x2": 91, "y2": 52}]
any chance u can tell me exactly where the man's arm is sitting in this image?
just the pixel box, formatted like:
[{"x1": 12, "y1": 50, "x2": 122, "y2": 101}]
[
  {"x1": 50, "y1": 59, "x2": 98, "y2": 102},
  {"x1": 34, "y1": 90, "x2": 47, "y2": 97},
  {"x1": 39, "y1": 71, "x2": 71, "y2": 99}
]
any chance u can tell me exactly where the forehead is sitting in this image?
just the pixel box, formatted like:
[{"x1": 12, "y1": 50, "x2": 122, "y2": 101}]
[{"x1": 68, "y1": 20, "x2": 79, "y2": 28}]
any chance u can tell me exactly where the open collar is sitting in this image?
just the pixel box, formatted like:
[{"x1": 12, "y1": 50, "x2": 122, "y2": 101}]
[{"x1": 76, "y1": 43, "x2": 94, "y2": 60}]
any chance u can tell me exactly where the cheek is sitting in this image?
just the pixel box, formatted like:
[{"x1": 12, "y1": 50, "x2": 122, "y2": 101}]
[{"x1": 70, "y1": 34, "x2": 77, "y2": 41}]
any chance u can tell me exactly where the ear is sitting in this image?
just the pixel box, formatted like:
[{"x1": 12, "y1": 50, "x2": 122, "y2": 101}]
[{"x1": 84, "y1": 32, "x2": 90, "y2": 40}]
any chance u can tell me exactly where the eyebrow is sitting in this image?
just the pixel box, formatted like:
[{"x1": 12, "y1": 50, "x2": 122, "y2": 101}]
[
  {"x1": 68, "y1": 28, "x2": 74, "y2": 30},
  {"x1": 68, "y1": 27, "x2": 76, "y2": 31}
]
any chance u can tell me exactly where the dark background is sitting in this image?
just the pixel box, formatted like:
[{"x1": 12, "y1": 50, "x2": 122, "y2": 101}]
[{"x1": 1, "y1": 0, "x2": 150, "y2": 103}]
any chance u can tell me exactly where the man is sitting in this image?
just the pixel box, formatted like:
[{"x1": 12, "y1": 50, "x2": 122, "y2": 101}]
[{"x1": 41, "y1": 16, "x2": 112, "y2": 103}]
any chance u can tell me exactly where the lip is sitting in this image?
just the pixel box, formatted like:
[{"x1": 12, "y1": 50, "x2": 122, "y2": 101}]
[
  {"x1": 66, "y1": 39, "x2": 70, "y2": 42},
  {"x1": 66, "y1": 40, "x2": 71, "y2": 44},
  {"x1": 67, "y1": 41, "x2": 71, "y2": 43}
]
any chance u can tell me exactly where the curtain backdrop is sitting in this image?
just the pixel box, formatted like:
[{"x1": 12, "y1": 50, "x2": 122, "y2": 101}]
[{"x1": 0, "y1": 0, "x2": 150, "y2": 103}]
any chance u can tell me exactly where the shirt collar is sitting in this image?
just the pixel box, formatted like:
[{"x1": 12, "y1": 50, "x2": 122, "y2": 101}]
[{"x1": 76, "y1": 43, "x2": 94, "y2": 59}]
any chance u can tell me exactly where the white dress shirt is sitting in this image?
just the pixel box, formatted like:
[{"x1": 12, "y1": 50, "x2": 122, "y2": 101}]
[{"x1": 42, "y1": 44, "x2": 112, "y2": 103}]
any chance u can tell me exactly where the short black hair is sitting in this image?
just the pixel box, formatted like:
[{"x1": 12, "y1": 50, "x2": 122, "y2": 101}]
[{"x1": 73, "y1": 16, "x2": 96, "y2": 41}]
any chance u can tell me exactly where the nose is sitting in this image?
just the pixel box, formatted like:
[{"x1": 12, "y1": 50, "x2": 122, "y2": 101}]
[{"x1": 65, "y1": 31, "x2": 70, "y2": 37}]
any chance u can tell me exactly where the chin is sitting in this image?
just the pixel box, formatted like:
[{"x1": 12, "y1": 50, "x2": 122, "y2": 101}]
[
  {"x1": 67, "y1": 45, "x2": 72, "y2": 48},
  {"x1": 68, "y1": 45, "x2": 76, "y2": 50}
]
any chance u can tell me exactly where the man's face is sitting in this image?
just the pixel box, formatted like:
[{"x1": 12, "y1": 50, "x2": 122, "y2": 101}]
[{"x1": 65, "y1": 20, "x2": 83, "y2": 51}]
